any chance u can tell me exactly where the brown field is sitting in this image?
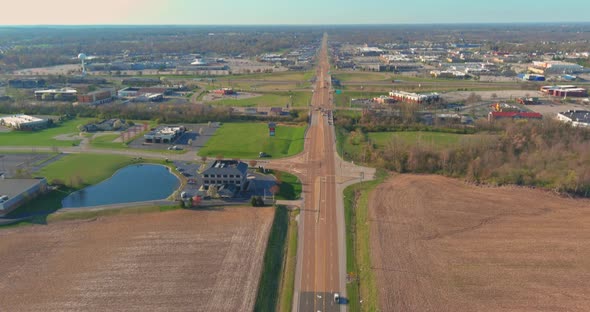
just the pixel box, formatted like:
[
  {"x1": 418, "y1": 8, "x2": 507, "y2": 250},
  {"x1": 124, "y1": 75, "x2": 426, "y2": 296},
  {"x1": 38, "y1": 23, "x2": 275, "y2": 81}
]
[
  {"x1": 370, "y1": 175, "x2": 590, "y2": 312},
  {"x1": 0, "y1": 208, "x2": 274, "y2": 312}
]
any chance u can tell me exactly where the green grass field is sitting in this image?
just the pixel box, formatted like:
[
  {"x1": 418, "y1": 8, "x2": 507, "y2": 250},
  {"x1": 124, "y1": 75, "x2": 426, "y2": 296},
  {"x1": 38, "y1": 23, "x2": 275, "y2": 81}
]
[
  {"x1": 367, "y1": 131, "x2": 485, "y2": 149},
  {"x1": 39, "y1": 153, "x2": 136, "y2": 186},
  {"x1": 334, "y1": 91, "x2": 384, "y2": 107},
  {"x1": 333, "y1": 71, "x2": 393, "y2": 82},
  {"x1": 0, "y1": 118, "x2": 92, "y2": 147},
  {"x1": 339, "y1": 130, "x2": 490, "y2": 163},
  {"x1": 198, "y1": 123, "x2": 306, "y2": 159},
  {"x1": 89, "y1": 134, "x2": 126, "y2": 149},
  {"x1": 209, "y1": 91, "x2": 311, "y2": 108},
  {"x1": 231, "y1": 71, "x2": 314, "y2": 82},
  {"x1": 275, "y1": 172, "x2": 302, "y2": 201}
]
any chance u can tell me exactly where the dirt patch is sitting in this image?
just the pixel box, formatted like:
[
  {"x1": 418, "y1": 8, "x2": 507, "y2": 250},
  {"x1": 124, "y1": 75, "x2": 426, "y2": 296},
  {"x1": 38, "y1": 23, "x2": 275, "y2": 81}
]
[
  {"x1": 202, "y1": 92, "x2": 261, "y2": 102},
  {"x1": 370, "y1": 175, "x2": 590, "y2": 312},
  {"x1": 0, "y1": 208, "x2": 274, "y2": 312},
  {"x1": 53, "y1": 133, "x2": 84, "y2": 141}
]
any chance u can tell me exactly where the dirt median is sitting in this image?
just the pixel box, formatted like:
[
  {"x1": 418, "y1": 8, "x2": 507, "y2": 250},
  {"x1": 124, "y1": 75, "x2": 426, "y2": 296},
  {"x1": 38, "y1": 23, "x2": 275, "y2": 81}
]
[
  {"x1": 370, "y1": 174, "x2": 590, "y2": 312},
  {"x1": 0, "y1": 207, "x2": 274, "y2": 312}
]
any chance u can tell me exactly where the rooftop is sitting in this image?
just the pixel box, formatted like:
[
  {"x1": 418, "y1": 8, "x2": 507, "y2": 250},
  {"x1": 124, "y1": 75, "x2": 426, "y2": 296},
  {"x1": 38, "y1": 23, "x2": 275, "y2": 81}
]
[
  {"x1": 559, "y1": 110, "x2": 590, "y2": 123},
  {"x1": 0, "y1": 114, "x2": 45, "y2": 124},
  {"x1": 0, "y1": 178, "x2": 44, "y2": 198},
  {"x1": 203, "y1": 160, "x2": 248, "y2": 174}
]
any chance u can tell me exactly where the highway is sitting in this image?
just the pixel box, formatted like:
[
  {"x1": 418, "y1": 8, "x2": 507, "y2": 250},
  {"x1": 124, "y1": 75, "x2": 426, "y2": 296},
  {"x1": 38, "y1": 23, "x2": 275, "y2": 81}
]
[{"x1": 289, "y1": 33, "x2": 342, "y2": 312}]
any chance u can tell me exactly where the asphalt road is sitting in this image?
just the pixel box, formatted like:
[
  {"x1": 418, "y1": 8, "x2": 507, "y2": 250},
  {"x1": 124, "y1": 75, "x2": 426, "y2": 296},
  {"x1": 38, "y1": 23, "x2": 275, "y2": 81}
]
[{"x1": 292, "y1": 33, "x2": 342, "y2": 312}]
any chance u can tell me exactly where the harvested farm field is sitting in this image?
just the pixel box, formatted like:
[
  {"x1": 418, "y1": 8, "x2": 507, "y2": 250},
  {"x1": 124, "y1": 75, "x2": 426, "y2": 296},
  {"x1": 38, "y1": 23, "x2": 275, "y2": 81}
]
[
  {"x1": 0, "y1": 208, "x2": 274, "y2": 312},
  {"x1": 370, "y1": 175, "x2": 590, "y2": 312}
]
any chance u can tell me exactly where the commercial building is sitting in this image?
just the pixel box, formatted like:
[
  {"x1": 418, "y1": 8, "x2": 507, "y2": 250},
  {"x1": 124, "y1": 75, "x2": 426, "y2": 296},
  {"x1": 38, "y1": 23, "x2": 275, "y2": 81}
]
[
  {"x1": 200, "y1": 160, "x2": 248, "y2": 192},
  {"x1": 0, "y1": 178, "x2": 48, "y2": 216},
  {"x1": 144, "y1": 126, "x2": 185, "y2": 143},
  {"x1": 0, "y1": 114, "x2": 48, "y2": 130},
  {"x1": 358, "y1": 46, "x2": 384, "y2": 56},
  {"x1": 77, "y1": 88, "x2": 115, "y2": 105},
  {"x1": 118, "y1": 87, "x2": 168, "y2": 101},
  {"x1": 118, "y1": 87, "x2": 141, "y2": 97},
  {"x1": 213, "y1": 88, "x2": 236, "y2": 95},
  {"x1": 531, "y1": 61, "x2": 585, "y2": 74},
  {"x1": 430, "y1": 70, "x2": 467, "y2": 79},
  {"x1": 540, "y1": 85, "x2": 588, "y2": 97},
  {"x1": 557, "y1": 110, "x2": 590, "y2": 128},
  {"x1": 34, "y1": 88, "x2": 78, "y2": 101},
  {"x1": 8, "y1": 79, "x2": 45, "y2": 88},
  {"x1": 388, "y1": 90, "x2": 440, "y2": 104}
]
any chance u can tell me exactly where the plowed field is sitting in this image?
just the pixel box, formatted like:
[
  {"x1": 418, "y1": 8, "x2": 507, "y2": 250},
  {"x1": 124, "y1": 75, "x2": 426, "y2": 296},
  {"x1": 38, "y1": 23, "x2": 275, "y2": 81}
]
[
  {"x1": 0, "y1": 208, "x2": 273, "y2": 312},
  {"x1": 370, "y1": 175, "x2": 590, "y2": 312}
]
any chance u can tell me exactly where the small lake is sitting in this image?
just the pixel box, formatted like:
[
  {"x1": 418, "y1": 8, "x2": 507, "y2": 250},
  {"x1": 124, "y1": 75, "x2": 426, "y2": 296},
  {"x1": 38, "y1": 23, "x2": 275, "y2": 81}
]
[{"x1": 62, "y1": 164, "x2": 180, "y2": 208}]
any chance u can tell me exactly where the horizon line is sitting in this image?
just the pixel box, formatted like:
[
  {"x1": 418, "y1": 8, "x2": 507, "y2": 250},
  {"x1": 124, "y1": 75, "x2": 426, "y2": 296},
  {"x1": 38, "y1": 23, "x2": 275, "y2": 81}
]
[{"x1": 1, "y1": 21, "x2": 590, "y2": 27}]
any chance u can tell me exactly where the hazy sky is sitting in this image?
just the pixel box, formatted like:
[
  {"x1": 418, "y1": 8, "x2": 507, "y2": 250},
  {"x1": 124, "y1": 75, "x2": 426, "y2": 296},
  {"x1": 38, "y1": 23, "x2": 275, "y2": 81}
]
[{"x1": 2, "y1": 0, "x2": 589, "y2": 25}]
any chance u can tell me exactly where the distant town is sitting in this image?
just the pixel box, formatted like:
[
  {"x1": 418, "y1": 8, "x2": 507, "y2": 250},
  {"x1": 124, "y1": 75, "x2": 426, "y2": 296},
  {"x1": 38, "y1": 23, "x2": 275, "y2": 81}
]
[{"x1": 1, "y1": 24, "x2": 590, "y2": 312}]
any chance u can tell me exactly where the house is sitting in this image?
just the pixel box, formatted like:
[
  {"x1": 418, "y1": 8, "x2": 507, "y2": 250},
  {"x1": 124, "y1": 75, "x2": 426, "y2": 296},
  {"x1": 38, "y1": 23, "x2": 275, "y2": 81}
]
[{"x1": 200, "y1": 160, "x2": 248, "y2": 193}]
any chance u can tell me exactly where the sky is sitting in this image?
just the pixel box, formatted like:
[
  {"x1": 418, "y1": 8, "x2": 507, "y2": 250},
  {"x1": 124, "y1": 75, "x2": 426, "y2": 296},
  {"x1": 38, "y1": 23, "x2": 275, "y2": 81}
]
[{"x1": 2, "y1": 0, "x2": 590, "y2": 25}]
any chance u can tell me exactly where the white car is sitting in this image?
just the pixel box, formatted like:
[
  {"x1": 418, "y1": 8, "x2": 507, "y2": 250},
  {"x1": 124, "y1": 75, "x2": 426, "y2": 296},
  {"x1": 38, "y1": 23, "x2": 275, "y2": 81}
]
[{"x1": 334, "y1": 293, "x2": 340, "y2": 303}]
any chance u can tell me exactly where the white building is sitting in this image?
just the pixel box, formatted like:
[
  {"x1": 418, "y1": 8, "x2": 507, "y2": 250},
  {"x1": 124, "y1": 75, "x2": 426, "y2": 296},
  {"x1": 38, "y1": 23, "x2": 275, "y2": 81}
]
[
  {"x1": 0, "y1": 115, "x2": 48, "y2": 130},
  {"x1": 556, "y1": 110, "x2": 590, "y2": 128},
  {"x1": 388, "y1": 91, "x2": 440, "y2": 103},
  {"x1": 144, "y1": 126, "x2": 185, "y2": 143}
]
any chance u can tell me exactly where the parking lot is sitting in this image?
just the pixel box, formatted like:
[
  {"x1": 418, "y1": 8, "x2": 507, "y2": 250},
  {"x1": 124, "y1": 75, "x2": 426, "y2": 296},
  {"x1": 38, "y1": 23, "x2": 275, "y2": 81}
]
[{"x1": 0, "y1": 153, "x2": 56, "y2": 177}]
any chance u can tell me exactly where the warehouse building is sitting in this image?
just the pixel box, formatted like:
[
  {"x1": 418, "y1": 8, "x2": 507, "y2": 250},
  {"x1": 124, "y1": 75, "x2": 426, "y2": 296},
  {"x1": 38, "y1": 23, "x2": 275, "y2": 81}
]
[
  {"x1": 0, "y1": 114, "x2": 48, "y2": 130},
  {"x1": 388, "y1": 90, "x2": 440, "y2": 104},
  {"x1": 77, "y1": 88, "x2": 116, "y2": 105},
  {"x1": 540, "y1": 85, "x2": 588, "y2": 97},
  {"x1": 0, "y1": 177, "x2": 48, "y2": 216},
  {"x1": 531, "y1": 61, "x2": 585, "y2": 74},
  {"x1": 34, "y1": 88, "x2": 78, "y2": 101}
]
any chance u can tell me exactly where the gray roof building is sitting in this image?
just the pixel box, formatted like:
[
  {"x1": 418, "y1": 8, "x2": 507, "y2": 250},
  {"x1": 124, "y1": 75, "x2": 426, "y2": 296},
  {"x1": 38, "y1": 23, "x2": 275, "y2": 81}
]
[{"x1": 200, "y1": 160, "x2": 249, "y2": 192}]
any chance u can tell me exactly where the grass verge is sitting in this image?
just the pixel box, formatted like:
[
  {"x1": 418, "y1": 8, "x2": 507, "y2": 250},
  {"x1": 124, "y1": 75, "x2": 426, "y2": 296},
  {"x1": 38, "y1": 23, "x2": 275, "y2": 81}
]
[
  {"x1": 344, "y1": 169, "x2": 387, "y2": 312},
  {"x1": 47, "y1": 205, "x2": 179, "y2": 223},
  {"x1": 275, "y1": 171, "x2": 302, "y2": 201},
  {"x1": 278, "y1": 208, "x2": 299, "y2": 312},
  {"x1": 255, "y1": 205, "x2": 290, "y2": 311}
]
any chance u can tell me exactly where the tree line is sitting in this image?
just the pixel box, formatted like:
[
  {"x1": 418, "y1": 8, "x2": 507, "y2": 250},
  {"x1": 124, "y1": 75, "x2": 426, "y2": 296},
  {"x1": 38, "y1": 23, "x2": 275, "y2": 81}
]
[{"x1": 337, "y1": 112, "x2": 590, "y2": 197}]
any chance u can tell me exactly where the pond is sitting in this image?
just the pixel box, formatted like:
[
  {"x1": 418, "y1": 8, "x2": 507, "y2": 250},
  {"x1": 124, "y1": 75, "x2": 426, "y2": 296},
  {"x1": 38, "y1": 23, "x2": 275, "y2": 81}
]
[{"x1": 62, "y1": 164, "x2": 180, "y2": 208}]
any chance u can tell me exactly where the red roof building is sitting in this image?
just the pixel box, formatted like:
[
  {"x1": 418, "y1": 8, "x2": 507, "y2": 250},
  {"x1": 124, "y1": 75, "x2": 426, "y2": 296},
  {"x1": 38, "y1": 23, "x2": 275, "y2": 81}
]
[{"x1": 488, "y1": 111, "x2": 543, "y2": 122}]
